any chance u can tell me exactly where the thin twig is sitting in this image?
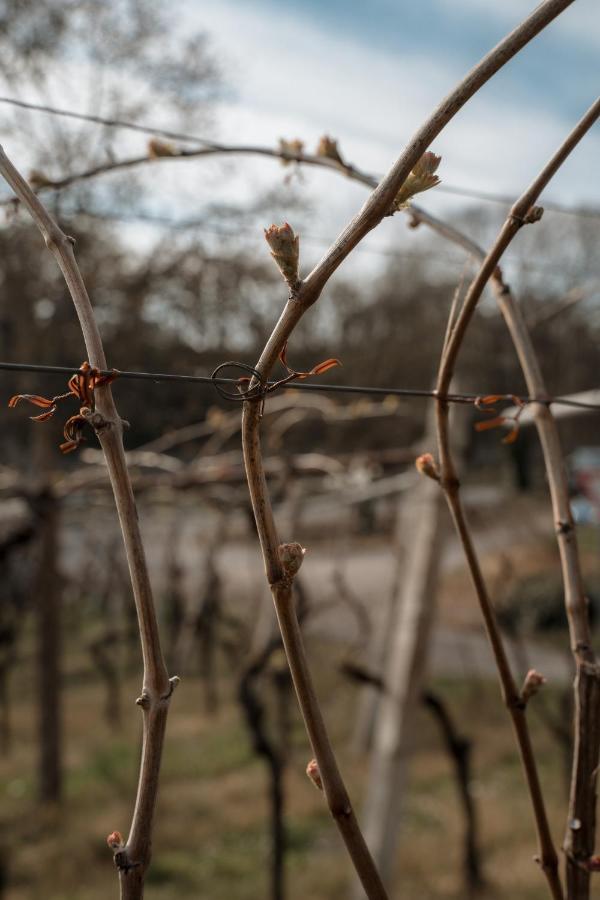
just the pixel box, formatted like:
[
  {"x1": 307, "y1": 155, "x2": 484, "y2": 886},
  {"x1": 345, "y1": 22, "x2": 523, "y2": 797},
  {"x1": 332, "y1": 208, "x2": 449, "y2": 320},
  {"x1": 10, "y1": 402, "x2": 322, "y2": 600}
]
[
  {"x1": 434, "y1": 97, "x2": 600, "y2": 900},
  {"x1": 0, "y1": 145, "x2": 177, "y2": 899}
]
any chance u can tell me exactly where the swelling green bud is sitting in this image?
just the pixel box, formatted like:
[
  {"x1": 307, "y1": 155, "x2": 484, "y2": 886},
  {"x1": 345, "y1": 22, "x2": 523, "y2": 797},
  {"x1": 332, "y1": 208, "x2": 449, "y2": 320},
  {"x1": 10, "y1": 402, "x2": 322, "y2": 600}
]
[{"x1": 392, "y1": 151, "x2": 441, "y2": 211}]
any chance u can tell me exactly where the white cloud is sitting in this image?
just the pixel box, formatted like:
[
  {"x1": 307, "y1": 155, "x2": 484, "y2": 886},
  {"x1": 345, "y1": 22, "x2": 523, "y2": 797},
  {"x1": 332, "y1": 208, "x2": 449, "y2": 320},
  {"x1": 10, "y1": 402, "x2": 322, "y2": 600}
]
[
  {"x1": 191, "y1": 0, "x2": 600, "y2": 211},
  {"x1": 193, "y1": 0, "x2": 459, "y2": 155}
]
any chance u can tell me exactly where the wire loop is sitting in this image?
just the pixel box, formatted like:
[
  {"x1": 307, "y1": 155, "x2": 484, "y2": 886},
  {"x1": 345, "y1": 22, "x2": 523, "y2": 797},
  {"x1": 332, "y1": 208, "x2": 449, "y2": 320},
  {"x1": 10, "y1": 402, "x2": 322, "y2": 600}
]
[{"x1": 210, "y1": 361, "x2": 266, "y2": 402}]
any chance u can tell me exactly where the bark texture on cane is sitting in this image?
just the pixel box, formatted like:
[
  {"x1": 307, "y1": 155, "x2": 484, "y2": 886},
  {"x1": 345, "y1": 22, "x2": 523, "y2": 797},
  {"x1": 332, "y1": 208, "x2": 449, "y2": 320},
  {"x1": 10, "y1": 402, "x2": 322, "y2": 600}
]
[{"x1": 0, "y1": 146, "x2": 176, "y2": 900}]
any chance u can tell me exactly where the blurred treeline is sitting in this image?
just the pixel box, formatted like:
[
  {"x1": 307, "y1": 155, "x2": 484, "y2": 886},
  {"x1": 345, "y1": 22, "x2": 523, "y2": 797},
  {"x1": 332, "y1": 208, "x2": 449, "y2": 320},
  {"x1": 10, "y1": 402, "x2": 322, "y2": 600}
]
[{"x1": 1, "y1": 204, "x2": 599, "y2": 465}]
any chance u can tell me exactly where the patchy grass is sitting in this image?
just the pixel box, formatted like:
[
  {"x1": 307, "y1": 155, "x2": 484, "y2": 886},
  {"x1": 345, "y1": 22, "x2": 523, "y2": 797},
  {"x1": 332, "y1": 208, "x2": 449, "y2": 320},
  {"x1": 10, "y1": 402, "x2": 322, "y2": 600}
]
[
  {"x1": 2, "y1": 515, "x2": 592, "y2": 898},
  {"x1": 0, "y1": 644, "x2": 572, "y2": 900}
]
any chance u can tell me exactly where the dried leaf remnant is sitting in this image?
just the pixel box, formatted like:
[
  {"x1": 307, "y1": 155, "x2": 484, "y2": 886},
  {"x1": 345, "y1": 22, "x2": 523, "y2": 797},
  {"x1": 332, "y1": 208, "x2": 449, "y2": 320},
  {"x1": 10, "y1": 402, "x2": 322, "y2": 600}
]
[
  {"x1": 8, "y1": 360, "x2": 118, "y2": 453},
  {"x1": 474, "y1": 394, "x2": 526, "y2": 444}
]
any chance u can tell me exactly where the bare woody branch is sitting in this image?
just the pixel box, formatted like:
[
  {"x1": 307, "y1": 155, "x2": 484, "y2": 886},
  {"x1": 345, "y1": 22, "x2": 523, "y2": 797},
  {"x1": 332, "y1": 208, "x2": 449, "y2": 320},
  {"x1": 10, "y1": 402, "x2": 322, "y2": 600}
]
[
  {"x1": 496, "y1": 286, "x2": 600, "y2": 894},
  {"x1": 245, "y1": 0, "x2": 577, "y2": 538},
  {"x1": 457, "y1": 97, "x2": 600, "y2": 899},
  {"x1": 12, "y1": 3, "x2": 570, "y2": 284},
  {"x1": 302, "y1": 0, "x2": 572, "y2": 296},
  {"x1": 0, "y1": 146, "x2": 177, "y2": 900},
  {"x1": 407, "y1": 118, "x2": 600, "y2": 900},
  {"x1": 0, "y1": 3, "x2": 581, "y2": 896},
  {"x1": 434, "y1": 97, "x2": 600, "y2": 900},
  {"x1": 409, "y1": 100, "x2": 599, "y2": 899},
  {"x1": 241, "y1": 3, "x2": 575, "y2": 896},
  {"x1": 242, "y1": 0, "x2": 576, "y2": 411},
  {"x1": 5, "y1": 141, "x2": 378, "y2": 199},
  {"x1": 392, "y1": 113, "x2": 600, "y2": 895}
]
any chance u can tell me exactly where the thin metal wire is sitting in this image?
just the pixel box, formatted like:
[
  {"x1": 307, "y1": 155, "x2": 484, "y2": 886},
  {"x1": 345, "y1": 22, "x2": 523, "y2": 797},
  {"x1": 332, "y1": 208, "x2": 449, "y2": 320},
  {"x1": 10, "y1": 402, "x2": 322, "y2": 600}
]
[
  {"x1": 0, "y1": 95, "x2": 215, "y2": 147},
  {"x1": 2, "y1": 95, "x2": 599, "y2": 220},
  {"x1": 1, "y1": 359, "x2": 599, "y2": 412}
]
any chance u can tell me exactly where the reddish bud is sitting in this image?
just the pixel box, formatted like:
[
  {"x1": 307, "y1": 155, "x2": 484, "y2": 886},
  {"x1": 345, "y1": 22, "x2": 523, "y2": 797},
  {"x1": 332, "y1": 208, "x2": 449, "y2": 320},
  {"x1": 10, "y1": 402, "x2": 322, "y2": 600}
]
[
  {"x1": 474, "y1": 415, "x2": 506, "y2": 432},
  {"x1": 415, "y1": 453, "x2": 440, "y2": 482},
  {"x1": 309, "y1": 358, "x2": 341, "y2": 377},
  {"x1": 502, "y1": 425, "x2": 520, "y2": 445},
  {"x1": 521, "y1": 669, "x2": 546, "y2": 704},
  {"x1": 8, "y1": 393, "x2": 55, "y2": 410},
  {"x1": 106, "y1": 831, "x2": 124, "y2": 851},
  {"x1": 475, "y1": 395, "x2": 503, "y2": 410},
  {"x1": 306, "y1": 758, "x2": 323, "y2": 791}
]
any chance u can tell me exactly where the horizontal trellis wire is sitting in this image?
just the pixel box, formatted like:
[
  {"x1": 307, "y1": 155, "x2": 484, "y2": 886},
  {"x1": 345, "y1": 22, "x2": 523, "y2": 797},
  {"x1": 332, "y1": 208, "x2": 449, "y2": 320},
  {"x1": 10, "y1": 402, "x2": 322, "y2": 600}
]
[{"x1": 0, "y1": 359, "x2": 598, "y2": 412}]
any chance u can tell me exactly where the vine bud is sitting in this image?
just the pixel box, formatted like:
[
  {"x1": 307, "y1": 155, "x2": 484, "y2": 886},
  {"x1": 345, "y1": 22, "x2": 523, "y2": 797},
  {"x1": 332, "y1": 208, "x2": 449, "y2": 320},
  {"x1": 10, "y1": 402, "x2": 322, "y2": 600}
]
[
  {"x1": 264, "y1": 223, "x2": 300, "y2": 288},
  {"x1": 392, "y1": 151, "x2": 441, "y2": 211},
  {"x1": 28, "y1": 169, "x2": 53, "y2": 190},
  {"x1": 524, "y1": 205, "x2": 544, "y2": 224},
  {"x1": 306, "y1": 758, "x2": 323, "y2": 791},
  {"x1": 278, "y1": 137, "x2": 305, "y2": 165},
  {"x1": 278, "y1": 541, "x2": 305, "y2": 577},
  {"x1": 316, "y1": 135, "x2": 344, "y2": 165},
  {"x1": 415, "y1": 453, "x2": 440, "y2": 482},
  {"x1": 521, "y1": 669, "x2": 546, "y2": 704},
  {"x1": 148, "y1": 138, "x2": 178, "y2": 158},
  {"x1": 106, "y1": 831, "x2": 124, "y2": 851}
]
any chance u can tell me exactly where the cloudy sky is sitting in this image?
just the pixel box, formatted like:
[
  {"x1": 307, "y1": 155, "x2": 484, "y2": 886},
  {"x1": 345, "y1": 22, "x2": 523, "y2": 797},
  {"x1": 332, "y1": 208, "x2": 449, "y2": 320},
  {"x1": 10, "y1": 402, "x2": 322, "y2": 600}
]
[
  {"x1": 1, "y1": 1, "x2": 597, "y2": 280},
  {"x1": 173, "y1": 0, "x2": 599, "y2": 276},
  {"x1": 197, "y1": 0, "x2": 599, "y2": 193}
]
